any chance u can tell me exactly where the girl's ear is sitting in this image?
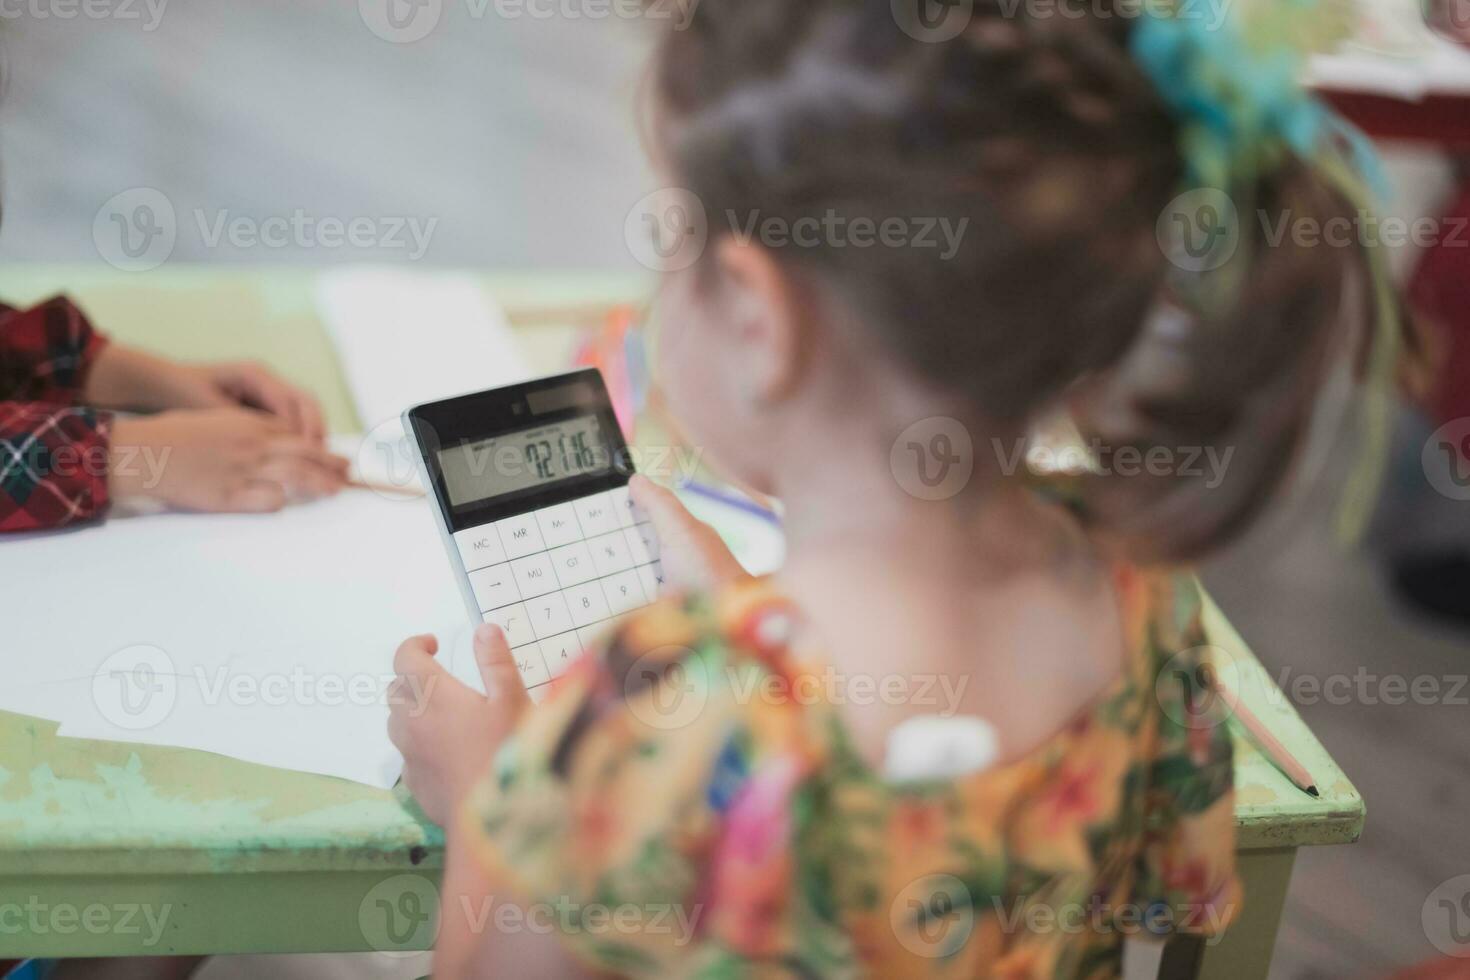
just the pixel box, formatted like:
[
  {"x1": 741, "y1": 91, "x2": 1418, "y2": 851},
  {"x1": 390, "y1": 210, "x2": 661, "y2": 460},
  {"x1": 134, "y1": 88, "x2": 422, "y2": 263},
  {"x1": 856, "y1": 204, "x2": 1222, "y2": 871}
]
[{"x1": 712, "y1": 236, "x2": 807, "y2": 405}]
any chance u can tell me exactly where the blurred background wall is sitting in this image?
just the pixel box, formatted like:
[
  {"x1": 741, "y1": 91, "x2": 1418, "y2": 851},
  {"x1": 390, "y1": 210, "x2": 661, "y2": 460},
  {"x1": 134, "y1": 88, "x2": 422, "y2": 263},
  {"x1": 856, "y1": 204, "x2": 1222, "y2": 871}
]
[{"x1": 1, "y1": 3, "x2": 1467, "y2": 979}]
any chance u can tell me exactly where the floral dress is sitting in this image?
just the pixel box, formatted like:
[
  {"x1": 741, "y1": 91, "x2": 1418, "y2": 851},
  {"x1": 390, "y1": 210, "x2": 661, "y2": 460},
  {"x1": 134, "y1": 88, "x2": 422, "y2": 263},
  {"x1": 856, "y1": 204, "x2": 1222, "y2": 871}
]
[{"x1": 461, "y1": 566, "x2": 1241, "y2": 979}]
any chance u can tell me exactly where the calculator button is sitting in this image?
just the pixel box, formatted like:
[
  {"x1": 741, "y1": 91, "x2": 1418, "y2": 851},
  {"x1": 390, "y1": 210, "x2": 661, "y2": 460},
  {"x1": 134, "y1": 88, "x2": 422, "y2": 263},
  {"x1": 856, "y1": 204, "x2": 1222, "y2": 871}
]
[
  {"x1": 588, "y1": 530, "x2": 635, "y2": 577},
  {"x1": 573, "y1": 491, "x2": 619, "y2": 537},
  {"x1": 624, "y1": 523, "x2": 659, "y2": 565},
  {"x1": 562, "y1": 581, "x2": 612, "y2": 628},
  {"x1": 542, "y1": 631, "x2": 583, "y2": 678},
  {"x1": 510, "y1": 553, "x2": 558, "y2": 601},
  {"x1": 535, "y1": 502, "x2": 582, "y2": 549},
  {"x1": 484, "y1": 602, "x2": 536, "y2": 648},
  {"x1": 526, "y1": 684, "x2": 549, "y2": 705},
  {"x1": 525, "y1": 591, "x2": 574, "y2": 640},
  {"x1": 547, "y1": 541, "x2": 598, "y2": 587},
  {"x1": 637, "y1": 562, "x2": 662, "y2": 601},
  {"x1": 468, "y1": 563, "x2": 521, "y2": 612},
  {"x1": 454, "y1": 526, "x2": 506, "y2": 572},
  {"x1": 608, "y1": 485, "x2": 638, "y2": 528},
  {"x1": 601, "y1": 569, "x2": 648, "y2": 616},
  {"x1": 511, "y1": 642, "x2": 551, "y2": 688},
  {"x1": 496, "y1": 513, "x2": 546, "y2": 560}
]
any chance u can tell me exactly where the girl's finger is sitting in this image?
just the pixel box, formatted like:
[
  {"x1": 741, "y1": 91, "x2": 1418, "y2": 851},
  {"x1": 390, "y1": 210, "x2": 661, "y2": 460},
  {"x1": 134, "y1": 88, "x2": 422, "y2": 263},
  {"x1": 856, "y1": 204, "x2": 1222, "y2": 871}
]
[
  {"x1": 473, "y1": 624, "x2": 529, "y2": 712},
  {"x1": 393, "y1": 634, "x2": 441, "y2": 675}
]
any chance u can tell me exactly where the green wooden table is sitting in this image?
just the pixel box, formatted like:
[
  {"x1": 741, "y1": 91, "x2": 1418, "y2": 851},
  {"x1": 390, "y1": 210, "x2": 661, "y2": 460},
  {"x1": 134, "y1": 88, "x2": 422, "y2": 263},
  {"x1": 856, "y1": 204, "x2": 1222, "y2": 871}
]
[{"x1": 0, "y1": 266, "x2": 1364, "y2": 976}]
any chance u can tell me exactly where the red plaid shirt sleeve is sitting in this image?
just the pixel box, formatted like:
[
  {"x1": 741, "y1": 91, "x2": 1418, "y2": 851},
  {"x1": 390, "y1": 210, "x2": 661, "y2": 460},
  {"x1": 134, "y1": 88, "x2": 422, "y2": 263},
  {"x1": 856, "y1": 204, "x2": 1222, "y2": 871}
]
[{"x1": 0, "y1": 296, "x2": 114, "y2": 533}]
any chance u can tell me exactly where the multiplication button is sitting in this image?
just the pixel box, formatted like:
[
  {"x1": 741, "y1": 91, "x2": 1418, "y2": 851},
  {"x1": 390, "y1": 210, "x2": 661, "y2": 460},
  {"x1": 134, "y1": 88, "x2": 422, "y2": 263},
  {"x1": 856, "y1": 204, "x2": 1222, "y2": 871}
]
[
  {"x1": 637, "y1": 562, "x2": 663, "y2": 600},
  {"x1": 454, "y1": 525, "x2": 506, "y2": 572}
]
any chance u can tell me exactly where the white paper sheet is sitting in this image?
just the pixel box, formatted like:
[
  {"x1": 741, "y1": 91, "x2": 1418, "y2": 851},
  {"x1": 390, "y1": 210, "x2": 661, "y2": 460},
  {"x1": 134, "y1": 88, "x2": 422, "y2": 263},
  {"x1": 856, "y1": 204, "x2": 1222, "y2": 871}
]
[
  {"x1": 315, "y1": 268, "x2": 533, "y2": 496},
  {"x1": 2, "y1": 447, "x2": 473, "y2": 787}
]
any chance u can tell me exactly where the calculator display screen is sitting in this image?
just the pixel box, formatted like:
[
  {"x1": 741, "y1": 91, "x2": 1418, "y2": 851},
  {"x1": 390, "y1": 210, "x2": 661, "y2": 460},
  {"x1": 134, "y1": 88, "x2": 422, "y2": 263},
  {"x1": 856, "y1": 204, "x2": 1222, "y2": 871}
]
[{"x1": 437, "y1": 414, "x2": 612, "y2": 507}]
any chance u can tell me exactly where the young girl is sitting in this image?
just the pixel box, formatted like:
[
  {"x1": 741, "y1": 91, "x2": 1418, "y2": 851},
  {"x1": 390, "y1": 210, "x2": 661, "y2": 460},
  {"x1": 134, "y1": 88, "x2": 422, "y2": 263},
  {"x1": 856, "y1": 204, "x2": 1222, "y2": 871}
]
[{"x1": 388, "y1": 0, "x2": 1390, "y2": 975}]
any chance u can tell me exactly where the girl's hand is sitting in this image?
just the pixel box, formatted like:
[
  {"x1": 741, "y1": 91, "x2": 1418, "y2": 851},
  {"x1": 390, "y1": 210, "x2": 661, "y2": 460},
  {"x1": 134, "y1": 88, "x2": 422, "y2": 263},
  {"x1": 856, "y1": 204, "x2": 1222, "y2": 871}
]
[
  {"x1": 108, "y1": 409, "x2": 349, "y2": 512},
  {"x1": 86, "y1": 345, "x2": 328, "y2": 441},
  {"x1": 629, "y1": 475, "x2": 749, "y2": 592},
  {"x1": 388, "y1": 626, "x2": 529, "y2": 826}
]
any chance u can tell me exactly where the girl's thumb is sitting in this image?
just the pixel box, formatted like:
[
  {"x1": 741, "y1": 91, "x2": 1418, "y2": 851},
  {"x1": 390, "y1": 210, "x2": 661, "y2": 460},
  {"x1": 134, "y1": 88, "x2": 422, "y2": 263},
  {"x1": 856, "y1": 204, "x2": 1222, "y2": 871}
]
[{"x1": 474, "y1": 624, "x2": 528, "y2": 709}]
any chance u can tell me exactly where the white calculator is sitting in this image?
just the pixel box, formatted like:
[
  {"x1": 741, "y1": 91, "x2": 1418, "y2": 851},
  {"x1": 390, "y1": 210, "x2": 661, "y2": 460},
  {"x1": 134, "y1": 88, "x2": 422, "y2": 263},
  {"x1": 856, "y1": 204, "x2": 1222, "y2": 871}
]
[{"x1": 404, "y1": 370, "x2": 661, "y2": 701}]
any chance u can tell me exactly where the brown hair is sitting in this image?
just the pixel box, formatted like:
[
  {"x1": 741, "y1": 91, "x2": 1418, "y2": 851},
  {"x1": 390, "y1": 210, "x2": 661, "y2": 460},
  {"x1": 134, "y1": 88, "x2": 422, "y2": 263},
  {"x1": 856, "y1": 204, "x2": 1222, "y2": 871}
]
[{"x1": 647, "y1": 0, "x2": 1374, "y2": 562}]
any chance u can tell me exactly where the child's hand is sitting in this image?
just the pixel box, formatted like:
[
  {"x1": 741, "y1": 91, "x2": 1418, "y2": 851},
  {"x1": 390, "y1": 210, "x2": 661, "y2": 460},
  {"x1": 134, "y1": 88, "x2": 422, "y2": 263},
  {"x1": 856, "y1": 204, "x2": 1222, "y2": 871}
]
[
  {"x1": 86, "y1": 346, "x2": 328, "y2": 441},
  {"x1": 108, "y1": 409, "x2": 349, "y2": 513},
  {"x1": 387, "y1": 626, "x2": 529, "y2": 826},
  {"x1": 629, "y1": 475, "x2": 749, "y2": 592},
  {"x1": 175, "y1": 360, "x2": 328, "y2": 442}
]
